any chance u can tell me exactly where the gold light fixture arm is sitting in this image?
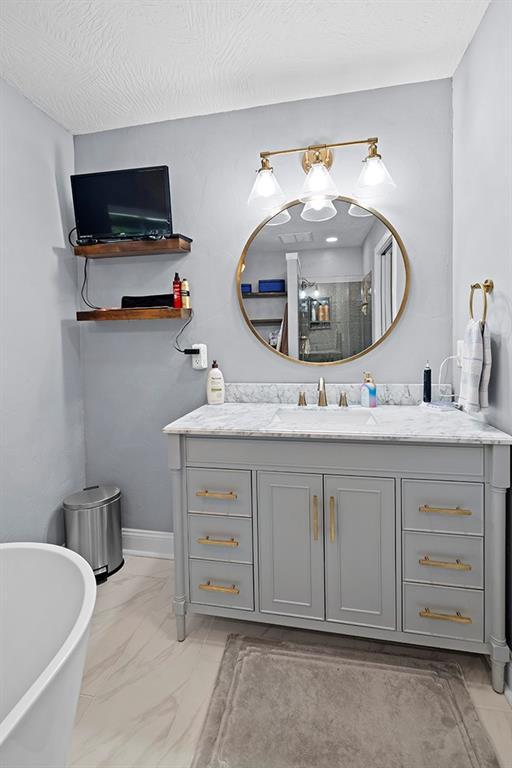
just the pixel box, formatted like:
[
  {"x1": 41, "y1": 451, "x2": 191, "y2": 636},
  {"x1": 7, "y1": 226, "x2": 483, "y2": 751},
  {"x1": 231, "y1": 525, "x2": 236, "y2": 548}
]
[{"x1": 259, "y1": 137, "x2": 378, "y2": 160}]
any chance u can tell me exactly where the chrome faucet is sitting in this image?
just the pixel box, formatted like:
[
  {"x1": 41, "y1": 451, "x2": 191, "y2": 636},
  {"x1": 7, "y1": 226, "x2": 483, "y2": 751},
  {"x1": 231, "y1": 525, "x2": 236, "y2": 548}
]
[{"x1": 317, "y1": 377, "x2": 328, "y2": 407}]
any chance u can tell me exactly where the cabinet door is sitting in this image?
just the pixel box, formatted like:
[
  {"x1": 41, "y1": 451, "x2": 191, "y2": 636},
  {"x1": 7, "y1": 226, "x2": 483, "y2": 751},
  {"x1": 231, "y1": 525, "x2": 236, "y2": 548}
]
[
  {"x1": 325, "y1": 475, "x2": 396, "y2": 629},
  {"x1": 258, "y1": 472, "x2": 324, "y2": 619}
]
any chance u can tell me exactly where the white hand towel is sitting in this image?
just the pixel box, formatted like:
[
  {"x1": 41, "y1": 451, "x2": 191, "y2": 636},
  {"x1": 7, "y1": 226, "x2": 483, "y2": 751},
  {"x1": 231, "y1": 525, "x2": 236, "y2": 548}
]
[{"x1": 458, "y1": 319, "x2": 492, "y2": 413}]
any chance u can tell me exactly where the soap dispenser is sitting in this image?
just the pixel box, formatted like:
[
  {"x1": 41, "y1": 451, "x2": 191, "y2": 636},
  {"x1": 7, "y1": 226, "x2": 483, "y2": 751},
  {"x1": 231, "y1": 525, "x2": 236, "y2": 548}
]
[
  {"x1": 361, "y1": 372, "x2": 377, "y2": 408},
  {"x1": 207, "y1": 361, "x2": 225, "y2": 405}
]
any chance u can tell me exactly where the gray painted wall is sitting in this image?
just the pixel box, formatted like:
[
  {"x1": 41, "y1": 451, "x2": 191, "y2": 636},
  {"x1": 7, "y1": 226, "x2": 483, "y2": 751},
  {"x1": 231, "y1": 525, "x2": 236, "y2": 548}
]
[
  {"x1": 74, "y1": 79, "x2": 453, "y2": 532},
  {"x1": 0, "y1": 81, "x2": 85, "y2": 543},
  {"x1": 452, "y1": 0, "x2": 512, "y2": 681}
]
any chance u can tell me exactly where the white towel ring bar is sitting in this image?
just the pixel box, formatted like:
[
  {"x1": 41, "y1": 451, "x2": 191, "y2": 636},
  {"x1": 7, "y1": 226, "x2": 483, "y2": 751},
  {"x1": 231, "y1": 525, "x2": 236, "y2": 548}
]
[{"x1": 469, "y1": 279, "x2": 494, "y2": 324}]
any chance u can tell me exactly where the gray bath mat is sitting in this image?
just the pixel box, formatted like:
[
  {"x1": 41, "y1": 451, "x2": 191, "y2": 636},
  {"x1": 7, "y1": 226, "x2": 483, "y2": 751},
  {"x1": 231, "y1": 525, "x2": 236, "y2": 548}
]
[{"x1": 192, "y1": 635, "x2": 499, "y2": 768}]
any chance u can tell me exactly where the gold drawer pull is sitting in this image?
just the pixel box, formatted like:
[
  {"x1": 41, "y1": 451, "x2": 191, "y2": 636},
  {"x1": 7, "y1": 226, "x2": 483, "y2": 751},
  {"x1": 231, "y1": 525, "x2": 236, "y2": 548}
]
[
  {"x1": 198, "y1": 580, "x2": 240, "y2": 595},
  {"x1": 312, "y1": 495, "x2": 319, "y2": 541},
  {"x1": 329, "y1": 496, "x2": 336, "y2": 543},
  {"x1": 196, "y1": 490, "x2": 238, "y2": 501},
  {"x1": 197, "y1": 536, "x2": 239, "y2": 548},
  {"x1": 419, "y1": 608, "x2": 472, "y2": 624},
  {"x1": 419, "y1": 504, "x2": 472, "y2": 517},
  {"x1": 419, "y1": 555, "x2": 472, "y2": 571}
]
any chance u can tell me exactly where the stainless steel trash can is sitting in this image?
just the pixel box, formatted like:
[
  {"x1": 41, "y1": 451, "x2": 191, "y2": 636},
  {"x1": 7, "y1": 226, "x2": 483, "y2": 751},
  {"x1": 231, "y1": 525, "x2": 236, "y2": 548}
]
[{"x1": 64, "y1": 485, "x2": 123, "y2": 582}]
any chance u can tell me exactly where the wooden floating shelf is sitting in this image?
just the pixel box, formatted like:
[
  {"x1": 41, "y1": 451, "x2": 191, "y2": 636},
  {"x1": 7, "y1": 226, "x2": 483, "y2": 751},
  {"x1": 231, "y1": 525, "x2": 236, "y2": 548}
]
[
  {"x1": 74, "y1": 235, "x2": 192, "y2": 259},
  {"x1": 242, "y1": 292, "x2": 287, "y2": 299},
  {"x1": 76, "y1": 307, "x2": 192, "y2": 322},
  {"x1": 250, "y1": 318, "x2": 283, "y2": 326}
]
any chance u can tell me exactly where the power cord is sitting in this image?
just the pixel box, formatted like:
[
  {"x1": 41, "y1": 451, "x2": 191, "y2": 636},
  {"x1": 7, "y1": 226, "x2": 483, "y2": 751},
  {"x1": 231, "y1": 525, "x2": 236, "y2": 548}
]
[
  {"x1": 174, "y1": 309, "x2": 199, "y2": 355},
  {"x1": 69, "y1": 226, "x2": 101, "y2": 310}
]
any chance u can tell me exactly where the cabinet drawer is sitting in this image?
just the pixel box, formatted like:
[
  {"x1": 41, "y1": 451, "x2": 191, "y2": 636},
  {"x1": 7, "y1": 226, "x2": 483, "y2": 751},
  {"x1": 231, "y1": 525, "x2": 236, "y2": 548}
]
[
  {"x1": 402, "y1": 480, "x2": 483, "y2": 535},
  {"x1": 403, "y1": 532, "x2": 483, "y2": 589},
  {"x1": 187, "y1": 468, "x2": 251, "y2": 517},
  {"x1": 403, "y1": 583, "x2": 483, "y2": 642},
  {"x1": 188, "y1": 514, "x2": 252, "y2": 563},
  {"x1": 189, "y1": 560, "x2": 254, "y2": 610}
]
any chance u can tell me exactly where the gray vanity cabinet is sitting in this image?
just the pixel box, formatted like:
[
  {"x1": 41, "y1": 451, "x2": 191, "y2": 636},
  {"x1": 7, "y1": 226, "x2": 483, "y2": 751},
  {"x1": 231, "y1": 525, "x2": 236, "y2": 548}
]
[
  {"x1": 324, "y1": 476, "x2": 396, "y2": 629},
  {"x1": 258, "y1": 472, "x2": 324, "y2": 620}
]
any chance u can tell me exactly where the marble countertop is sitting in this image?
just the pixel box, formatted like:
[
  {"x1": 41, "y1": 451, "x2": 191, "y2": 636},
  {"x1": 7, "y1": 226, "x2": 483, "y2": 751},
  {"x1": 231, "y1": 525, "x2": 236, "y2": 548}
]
[{"x1": 163, "y1": 403, "x2": 512, "y2": 445}]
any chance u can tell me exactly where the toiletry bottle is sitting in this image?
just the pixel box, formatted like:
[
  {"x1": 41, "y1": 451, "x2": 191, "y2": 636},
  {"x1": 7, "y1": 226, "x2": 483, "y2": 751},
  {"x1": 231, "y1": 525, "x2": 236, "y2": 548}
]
[
  {"x1": 181, "y1": 278, "x2": 190, "y2": 309},
  {"x1": 360, "y1": 372, "x2": 377, "y2": 408},
  {"x1": 173, "y1": 272, "x2": 182, "y2": 309},
  {"x1": 423, "y1": 361, "x2": 432, "y2": 403},
  {"x1": 207, "y1": 361, "x2": 225, "y2": 405}
]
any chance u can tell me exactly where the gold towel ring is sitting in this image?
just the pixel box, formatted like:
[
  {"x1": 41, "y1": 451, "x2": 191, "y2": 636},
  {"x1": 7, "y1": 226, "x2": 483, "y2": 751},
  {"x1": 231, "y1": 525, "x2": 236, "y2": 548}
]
[{"x1": 469, "y1": 279, "x2": 493, "y2": 324}]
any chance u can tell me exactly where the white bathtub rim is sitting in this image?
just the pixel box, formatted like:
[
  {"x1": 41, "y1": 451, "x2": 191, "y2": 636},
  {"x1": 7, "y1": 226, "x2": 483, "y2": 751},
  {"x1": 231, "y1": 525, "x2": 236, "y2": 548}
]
[{"x1": 0, "y1": 542, "x2": 97, "y2": 746}]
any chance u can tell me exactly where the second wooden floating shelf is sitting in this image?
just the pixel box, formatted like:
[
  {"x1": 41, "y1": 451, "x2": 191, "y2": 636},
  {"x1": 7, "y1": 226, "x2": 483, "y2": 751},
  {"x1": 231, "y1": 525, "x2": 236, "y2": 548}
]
[{"x1": 76, "y1": 307, "x2": 192, "y2": 322}]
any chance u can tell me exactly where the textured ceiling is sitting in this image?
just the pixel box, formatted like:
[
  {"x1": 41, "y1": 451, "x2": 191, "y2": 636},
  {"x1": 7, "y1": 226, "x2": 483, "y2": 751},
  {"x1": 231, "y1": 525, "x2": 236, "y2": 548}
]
[{"x1": 0, "y1": 0, "x2": 489, "y2": 135}]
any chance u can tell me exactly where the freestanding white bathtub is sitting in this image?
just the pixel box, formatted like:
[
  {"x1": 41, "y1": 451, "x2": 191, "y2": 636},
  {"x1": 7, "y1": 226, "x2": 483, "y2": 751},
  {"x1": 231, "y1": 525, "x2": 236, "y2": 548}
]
[{"x1": 0, "y1": 543, "x2": 96, "y2": 768}]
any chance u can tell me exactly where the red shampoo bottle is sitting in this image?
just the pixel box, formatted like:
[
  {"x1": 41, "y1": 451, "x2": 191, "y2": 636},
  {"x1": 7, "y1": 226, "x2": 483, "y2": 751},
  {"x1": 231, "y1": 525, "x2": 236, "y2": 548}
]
[{"x1": 173, "y1": 272, "x2": 182, "y2": 308}]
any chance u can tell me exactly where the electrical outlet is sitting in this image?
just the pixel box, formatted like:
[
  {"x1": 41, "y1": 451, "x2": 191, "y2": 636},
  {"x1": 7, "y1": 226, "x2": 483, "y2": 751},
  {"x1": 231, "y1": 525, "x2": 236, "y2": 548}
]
[
  {"x1": 192, "y1": 343, "x2": 208, "y2": 370},
  {"x1": 456, "y1": 339, "x2": 464, "y2": 368}
]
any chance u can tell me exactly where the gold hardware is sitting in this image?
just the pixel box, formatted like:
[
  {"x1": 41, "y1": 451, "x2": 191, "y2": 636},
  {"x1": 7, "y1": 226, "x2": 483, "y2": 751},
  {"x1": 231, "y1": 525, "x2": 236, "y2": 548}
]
[
  {"x1": 419, "y1": 608, "x2": 472, "y2": 625},
  {"x1": 329, "y1": 496, "x2": 336, "y2": 543},
  {"x1": 469, "y1": 279, "x2": 494, "y2": 324},
  {"x1": 198, "y1": 581, "x2": 240, "y2": 595},
  {"x1": 419, "y1": 555, "x2": 472, "y2": 571},
  {"x1": 312, "y1": 495, "x2": 319, "y2": 541},
  {"x1": 301, "y1": 147, "x2": 333, "y2": 173},
  {"x1": 197, "y1": 536, "x2": 239, "y2": 548},
  {"x1": 196, "y1": 490, "x2": 238, "y2": 501},
  {"x1": 419, "y1": 504, "x2": 472, "y2": 517},
  {"x1": 236, "y1": 196, "x2": 410, "y2": 368},
  {"x1": 298, "y1": 391, "x2": 307, "y2": 406},
  {"x1": 317, "y1": 377, "x2": 328, "y2": 406},
  {"x1": 339, "y1": 391, "x2": 348, "y2": 407},
  {"x1": 260, "y1": 137, "x2": 379, "y2": 163}
]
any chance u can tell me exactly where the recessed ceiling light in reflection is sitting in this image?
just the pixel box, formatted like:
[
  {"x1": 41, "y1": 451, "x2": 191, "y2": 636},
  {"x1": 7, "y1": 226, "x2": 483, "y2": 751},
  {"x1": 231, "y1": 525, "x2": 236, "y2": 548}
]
[
  {"x1": 348, "y1": 203, "x2": 372, "y2": 217},
  {"x1": 325, "y1": 236, "x2": 338, "y2": 243}
]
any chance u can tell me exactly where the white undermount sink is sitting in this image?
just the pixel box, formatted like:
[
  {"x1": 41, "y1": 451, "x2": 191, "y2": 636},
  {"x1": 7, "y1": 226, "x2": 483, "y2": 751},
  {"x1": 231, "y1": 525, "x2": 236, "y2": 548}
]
[{"x1": 270, "y1": 406, "x2": 378, "y2": 431}]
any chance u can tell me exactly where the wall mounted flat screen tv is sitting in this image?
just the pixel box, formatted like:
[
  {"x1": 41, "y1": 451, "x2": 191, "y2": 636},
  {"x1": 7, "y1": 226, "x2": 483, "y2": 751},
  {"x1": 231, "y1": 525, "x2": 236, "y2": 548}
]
[{"x1": 71, "y1": 166, "x2": 172, "y2": 242}]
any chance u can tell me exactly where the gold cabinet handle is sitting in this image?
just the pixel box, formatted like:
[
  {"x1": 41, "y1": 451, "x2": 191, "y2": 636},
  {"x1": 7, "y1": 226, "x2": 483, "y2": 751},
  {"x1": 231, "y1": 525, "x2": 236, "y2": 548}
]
[
  {"x1": 312, "y1": 495, "x2": 319, "y2": 541},
  {"x1": 419, "y1": 608, "x2": 472, "y2": 625},
  {"x1": 419, "y1": 555, "x2": 472, "y2": 571},
  {"x1": 197, "y1": 536, "x2": 239, "y2": 548},
  {"x1": 198, "y1": 580, "x2": 240, "y2": 595},
  {"x1": 196, "y1": 490, "x2": 238, "y2": 501},
  {"x1": 329, "y1": 496, "x2": 336, "y2": 543},
  {"x1": 419, "y1": 504, "x2": 471, "y2": 517}
]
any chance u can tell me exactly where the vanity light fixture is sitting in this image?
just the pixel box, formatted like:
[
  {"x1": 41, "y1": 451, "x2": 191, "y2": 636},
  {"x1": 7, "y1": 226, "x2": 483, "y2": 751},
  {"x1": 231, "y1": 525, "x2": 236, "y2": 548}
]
[
  {"x1": 348, "y1": 203, "x2": 372, "y2": 217},
  {"x1": 248, "y1": 137, "x2": 395, "y2": 221},
  {"x1": 355, "y1": 142, "x2": 396, "y2": 194}
]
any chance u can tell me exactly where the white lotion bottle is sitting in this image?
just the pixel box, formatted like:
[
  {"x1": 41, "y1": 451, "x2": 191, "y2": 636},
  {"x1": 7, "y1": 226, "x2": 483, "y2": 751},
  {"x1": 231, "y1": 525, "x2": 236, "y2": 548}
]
[{"x1": 206, "y1": 360, "x2": 225, "y2": 405}]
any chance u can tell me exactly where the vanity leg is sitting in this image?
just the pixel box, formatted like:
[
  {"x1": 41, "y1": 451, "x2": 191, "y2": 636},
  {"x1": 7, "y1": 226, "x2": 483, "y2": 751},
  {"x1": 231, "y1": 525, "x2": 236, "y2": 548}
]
[
  {"x1": 169, "y1": 446, "x2": 187, "y2": 642},
  {"x1": 491, "y1": 659, "x2": 506, "y2": 694},
  {"x1": 487, "y1": 448, "x2": 511, "y2": 694}
]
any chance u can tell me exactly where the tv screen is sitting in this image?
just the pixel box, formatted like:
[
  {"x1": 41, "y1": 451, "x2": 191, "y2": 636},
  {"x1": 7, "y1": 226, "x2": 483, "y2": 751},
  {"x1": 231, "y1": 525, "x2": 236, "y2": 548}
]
[{"x1": 70, "y1": 166, "x2": 172, "y2": 242}]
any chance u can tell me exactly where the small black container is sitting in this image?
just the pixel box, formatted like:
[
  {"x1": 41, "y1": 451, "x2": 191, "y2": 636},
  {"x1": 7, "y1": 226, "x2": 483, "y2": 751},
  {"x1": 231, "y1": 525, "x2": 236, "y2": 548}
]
[{"x1": 423, "y1": 362, "x2": 432, "y2": 403}]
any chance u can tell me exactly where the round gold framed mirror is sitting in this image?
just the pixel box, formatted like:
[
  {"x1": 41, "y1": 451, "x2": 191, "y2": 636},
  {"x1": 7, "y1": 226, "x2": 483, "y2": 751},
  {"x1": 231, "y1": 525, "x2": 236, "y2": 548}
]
[{"x1": 236, "y1": 197, "x2": 410, "y2": 365}]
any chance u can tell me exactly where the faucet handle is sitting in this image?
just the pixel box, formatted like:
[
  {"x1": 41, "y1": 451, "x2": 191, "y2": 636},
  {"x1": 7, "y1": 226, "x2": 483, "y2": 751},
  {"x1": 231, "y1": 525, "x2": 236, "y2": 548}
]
[
  {"x1": 339, "y1": 391, "x2": 348, "y2": 408},
  {"x1": 298, "y1": 391, "x2": 307, "y2": 406}
]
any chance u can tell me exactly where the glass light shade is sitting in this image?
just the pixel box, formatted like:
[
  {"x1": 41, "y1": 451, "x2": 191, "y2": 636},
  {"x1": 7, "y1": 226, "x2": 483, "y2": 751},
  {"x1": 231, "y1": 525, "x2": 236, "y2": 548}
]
[
  {"x1": 299, "y1": 162, "x2": 338, "y2": 203},
  {"x1": 247, "y1": 168, "x2": 285, "y2": 211},
  {"x1": 266, "y1": 209, "x2": 291, "y2": 226},
  {"x1": 356, "y1": 156, "x2": 396, "y2": 192},
  {"x1": 348, "y1": 203, "x2": 372, "y2": 217},
  {"x1": 300, "y1": 197, "x2": 337, "y2": 222}
]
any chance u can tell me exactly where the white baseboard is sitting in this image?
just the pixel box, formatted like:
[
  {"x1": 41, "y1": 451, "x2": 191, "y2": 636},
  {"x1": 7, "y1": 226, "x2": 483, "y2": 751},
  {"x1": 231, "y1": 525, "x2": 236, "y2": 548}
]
[{"x1": 122, "y1": 528, "x2": 174, "y2": 559}]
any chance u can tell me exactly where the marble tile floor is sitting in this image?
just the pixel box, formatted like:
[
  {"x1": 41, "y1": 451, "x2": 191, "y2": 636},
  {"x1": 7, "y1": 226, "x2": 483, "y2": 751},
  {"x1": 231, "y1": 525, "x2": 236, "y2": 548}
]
[{"x1": 71, "y1": 556, "x2": 512, "y2": 768}]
